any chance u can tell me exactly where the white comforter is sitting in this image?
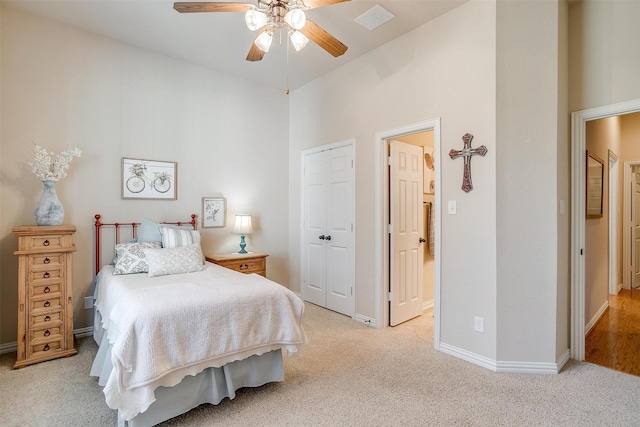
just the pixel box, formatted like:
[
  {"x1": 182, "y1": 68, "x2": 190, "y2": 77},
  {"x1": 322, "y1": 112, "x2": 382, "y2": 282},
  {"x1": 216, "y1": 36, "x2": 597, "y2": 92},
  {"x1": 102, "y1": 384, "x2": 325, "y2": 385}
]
[{"x1": 95, "y1": 262, "x2": 306, "y2": 420}]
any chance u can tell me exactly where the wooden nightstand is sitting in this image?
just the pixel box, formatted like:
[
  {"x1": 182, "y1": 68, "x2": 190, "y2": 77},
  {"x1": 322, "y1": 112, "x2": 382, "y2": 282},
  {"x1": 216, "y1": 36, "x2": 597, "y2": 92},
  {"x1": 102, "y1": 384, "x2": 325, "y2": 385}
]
[{"x1": 206, "y1": 252, "x2": 268, "y2": 277}]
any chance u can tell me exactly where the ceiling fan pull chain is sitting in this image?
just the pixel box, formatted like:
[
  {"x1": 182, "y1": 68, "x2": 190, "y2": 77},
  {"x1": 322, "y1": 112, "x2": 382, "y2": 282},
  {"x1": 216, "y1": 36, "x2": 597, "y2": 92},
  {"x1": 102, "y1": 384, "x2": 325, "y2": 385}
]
[{"x1": 286, "y1": 35, "x2": 290, "y2": 95}]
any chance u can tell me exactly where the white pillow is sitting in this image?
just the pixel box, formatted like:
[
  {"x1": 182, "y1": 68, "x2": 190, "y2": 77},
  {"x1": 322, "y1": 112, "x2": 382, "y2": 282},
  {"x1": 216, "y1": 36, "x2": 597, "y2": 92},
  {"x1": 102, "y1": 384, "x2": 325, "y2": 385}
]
[
  {"x1": 159, "y1": 226, "x2": 200, "y2": 248},
  {"x1": 144, "y1": 244, "x2": 205, "y2": 277},
  {"x1": 113, "y1": 242, "x2": 162, "y2": 275}
]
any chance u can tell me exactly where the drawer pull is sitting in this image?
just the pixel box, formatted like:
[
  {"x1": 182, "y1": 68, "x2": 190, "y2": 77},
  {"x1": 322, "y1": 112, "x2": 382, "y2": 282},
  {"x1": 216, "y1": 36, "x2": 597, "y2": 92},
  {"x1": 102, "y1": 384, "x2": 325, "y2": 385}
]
[
  {"x1": 43, "y1": 301, "x2": 51, "y2": 308},
  {"x1": 44, "y1": 286, "x2": 50, "y2": 293},
  {"x1": 43, "y1": 240, "x2": 50, "y2": 246},
  {"x1": 240, "y1": 263, "x2": 249, "y2": 270},
  {"x1": 44, "y1": 257, "x2": 50, "y2": 264},
  {"x1": 44, "y1": 330, "x2": 51, "y2": 337},
  {"x1": 43, "y1": 272, "x2": 50, "y2": 279},
  {"x1": 44, "y1": 315, "x2": 51, "y2": 322},
  {"x1": 43, "y1": 344, "x2": 50, "y2": 351}
]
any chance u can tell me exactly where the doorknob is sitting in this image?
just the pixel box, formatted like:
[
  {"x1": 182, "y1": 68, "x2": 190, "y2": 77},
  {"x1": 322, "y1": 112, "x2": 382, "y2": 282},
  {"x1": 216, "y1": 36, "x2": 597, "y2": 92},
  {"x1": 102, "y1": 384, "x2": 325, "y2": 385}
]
[
  {"x1": 419, "y1": 237, "x2": 426, "y2": 243},
  {"x1": 319, "y1": 235, "x2": 326, "y2": 240},
  {"x1": 326, "y1": 235, "x2": 332, "y2": 241}
]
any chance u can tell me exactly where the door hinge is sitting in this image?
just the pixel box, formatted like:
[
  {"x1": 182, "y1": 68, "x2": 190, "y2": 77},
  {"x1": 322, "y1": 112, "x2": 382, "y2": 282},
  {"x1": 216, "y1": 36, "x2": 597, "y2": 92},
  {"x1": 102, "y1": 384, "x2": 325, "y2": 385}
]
[
  {"x1": 351, "y1": 223, "x2": 354, "y2": 232},
  {"x1": 388, "y1": 292, "x2": 393, "y2": 301},
  {"x1": 351, "y1": 159, "x2": 354, "y2": 168},
  {"x1": 351, "y1": 287, "x2": 353, "y2": 296},
  {"x1": 387, "y1": 156, "x2": 392, "y2": 166},
  {"x1": 388, "y1": 224, "x2": 393, "y2": 234}
]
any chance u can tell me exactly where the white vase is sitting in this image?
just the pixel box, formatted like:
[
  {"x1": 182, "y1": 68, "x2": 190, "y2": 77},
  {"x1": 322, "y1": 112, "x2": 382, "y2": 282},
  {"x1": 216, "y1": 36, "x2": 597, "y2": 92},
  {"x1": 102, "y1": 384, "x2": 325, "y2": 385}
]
[{"x1": 34, "y1": 180, "x2": 64, "y2": 226}]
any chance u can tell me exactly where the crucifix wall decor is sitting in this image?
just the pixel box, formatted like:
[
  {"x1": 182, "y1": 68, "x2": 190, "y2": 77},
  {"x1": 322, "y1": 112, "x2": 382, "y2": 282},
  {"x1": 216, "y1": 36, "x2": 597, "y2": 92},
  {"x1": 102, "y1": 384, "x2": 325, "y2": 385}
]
[{"x1": 449, "y1": 133, "x2": 487, "y2": 193}]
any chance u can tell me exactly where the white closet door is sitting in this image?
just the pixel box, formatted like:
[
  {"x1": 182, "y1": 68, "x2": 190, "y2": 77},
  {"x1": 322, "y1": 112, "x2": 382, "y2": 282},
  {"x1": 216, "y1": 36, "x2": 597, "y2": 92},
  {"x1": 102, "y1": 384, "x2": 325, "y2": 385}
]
[
  {"x1": 325, "y1": 145, "x2": 354, "y2": 315},
  {"x1": 302, "y1": 143, "x2": 355, "y2": 317},
  {"x1": 303, "y1": 151, "x2": 327, "y2": 307}
]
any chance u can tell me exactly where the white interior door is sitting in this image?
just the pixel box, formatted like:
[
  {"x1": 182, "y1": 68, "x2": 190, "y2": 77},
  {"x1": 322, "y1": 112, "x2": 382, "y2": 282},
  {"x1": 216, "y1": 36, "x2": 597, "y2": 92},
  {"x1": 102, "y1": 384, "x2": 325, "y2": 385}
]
[
  {"x1": 303, "y1": 151, "x2": 327, "y2": 306},
  {"x1": 325, "y1": 146, "x2": 354, "y2": 314},
  {"x1": 302, "y1": 143, "x2": 355, "y2": 317},
  {"x1": 390, "y1": 140, "x2": 424, "y2": 326}
]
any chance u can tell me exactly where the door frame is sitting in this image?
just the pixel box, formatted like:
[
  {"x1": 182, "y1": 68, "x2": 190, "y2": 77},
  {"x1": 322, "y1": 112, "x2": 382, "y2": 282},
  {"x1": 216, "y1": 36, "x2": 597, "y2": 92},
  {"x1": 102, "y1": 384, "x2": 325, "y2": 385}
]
[
  {"x1": 571, "y1": 98, "x2": 640, "y2": 361},
  {"x1": 608, "y1": 150, "x2": 619, "y2": 295},
  {"x1": 622, "y1": 161, "x2": 640, "y2": 291},
  {"x1": 374, "y1": 118, "x2": 441, "y2": 348}
]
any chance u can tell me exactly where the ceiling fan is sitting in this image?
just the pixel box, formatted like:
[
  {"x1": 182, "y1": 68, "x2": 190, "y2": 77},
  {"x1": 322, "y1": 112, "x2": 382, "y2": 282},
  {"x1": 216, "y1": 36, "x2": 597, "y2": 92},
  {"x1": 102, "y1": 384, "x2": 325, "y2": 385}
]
[{"x1": 173, "y1": 1, "x2": 349, "y2": 62}]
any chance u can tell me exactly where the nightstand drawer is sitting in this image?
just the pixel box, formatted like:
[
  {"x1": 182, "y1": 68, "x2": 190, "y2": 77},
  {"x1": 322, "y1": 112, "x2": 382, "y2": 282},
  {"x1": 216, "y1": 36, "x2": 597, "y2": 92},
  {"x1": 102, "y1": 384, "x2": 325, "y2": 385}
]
[
  {"x1": 30, "y1": 338, "x2": 63, "y2": 356},
  {"x1": 206, "y1": 253, "x2": 268, "y2": 277},
  {"x1": 219, "y1": 258, "x2": 265, "y2": 273}
]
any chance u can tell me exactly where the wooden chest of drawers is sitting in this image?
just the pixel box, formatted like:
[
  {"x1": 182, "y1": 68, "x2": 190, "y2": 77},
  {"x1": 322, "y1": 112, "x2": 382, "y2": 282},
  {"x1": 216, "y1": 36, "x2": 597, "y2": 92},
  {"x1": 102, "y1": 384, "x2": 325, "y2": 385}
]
[
  {"x1": 205, "y1": 252, "x2": 268, "y2": 277},
  {"x1": 13, "y1": 225, "x2": 77, "y2": 368}
]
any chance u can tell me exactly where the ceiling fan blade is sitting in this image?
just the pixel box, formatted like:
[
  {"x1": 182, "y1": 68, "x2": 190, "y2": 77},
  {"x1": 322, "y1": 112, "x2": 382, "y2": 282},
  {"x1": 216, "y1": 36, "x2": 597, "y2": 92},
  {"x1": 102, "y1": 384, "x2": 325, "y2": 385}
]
[
  {"x1": 246, "y1": 28, "x2": 267, "y2": 62},
  {"x1": 300, "y1": 19, "x2": 348, "y2": 57},
  {"x1": 303, "y1": 0, "x2": 350, "y2": 10},
  {"x1": 173, "y1": 2, "x2": 253, "y2": 13}
]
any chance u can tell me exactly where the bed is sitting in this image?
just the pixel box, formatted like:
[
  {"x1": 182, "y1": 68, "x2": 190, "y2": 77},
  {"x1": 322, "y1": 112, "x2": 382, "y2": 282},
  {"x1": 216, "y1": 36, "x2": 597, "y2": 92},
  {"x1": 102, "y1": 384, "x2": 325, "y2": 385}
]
[{"x1": 89, "y1": 214, "x2": 306, "y2": 427}]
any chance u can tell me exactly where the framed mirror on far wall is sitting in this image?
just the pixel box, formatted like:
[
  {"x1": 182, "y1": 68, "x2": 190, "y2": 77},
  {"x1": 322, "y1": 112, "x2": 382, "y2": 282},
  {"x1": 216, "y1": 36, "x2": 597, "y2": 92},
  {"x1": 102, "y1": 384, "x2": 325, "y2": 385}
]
[{"x1": 586, "y1": 151, "x2": 604, "y2": 219}]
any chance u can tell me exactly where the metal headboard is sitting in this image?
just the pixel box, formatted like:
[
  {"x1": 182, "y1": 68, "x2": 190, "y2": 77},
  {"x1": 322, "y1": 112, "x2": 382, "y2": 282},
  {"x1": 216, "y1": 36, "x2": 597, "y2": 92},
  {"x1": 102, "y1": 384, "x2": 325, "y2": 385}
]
[{"x1": 93, "y1": 213, "x2": 197, "y2": 275}]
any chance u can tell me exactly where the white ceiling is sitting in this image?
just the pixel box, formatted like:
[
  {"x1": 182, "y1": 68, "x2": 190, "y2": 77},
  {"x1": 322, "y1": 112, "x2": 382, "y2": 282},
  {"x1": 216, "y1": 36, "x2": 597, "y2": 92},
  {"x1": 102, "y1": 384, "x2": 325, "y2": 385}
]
[{"x1": 4, "y1": 0, "x2": 467, "y2": 91}]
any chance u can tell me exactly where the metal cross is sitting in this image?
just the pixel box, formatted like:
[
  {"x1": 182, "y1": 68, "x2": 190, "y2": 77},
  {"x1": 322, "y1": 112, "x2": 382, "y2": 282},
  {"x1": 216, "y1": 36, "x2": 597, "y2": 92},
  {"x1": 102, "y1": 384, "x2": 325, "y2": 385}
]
[{"x1": 449, "y1": 133, "x2": 487, "y2": 193}]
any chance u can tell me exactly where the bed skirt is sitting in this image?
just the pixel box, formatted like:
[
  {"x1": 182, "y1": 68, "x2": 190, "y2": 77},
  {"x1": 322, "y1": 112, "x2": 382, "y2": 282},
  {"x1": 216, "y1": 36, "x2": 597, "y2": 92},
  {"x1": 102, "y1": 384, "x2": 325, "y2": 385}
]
[{"x1": 91, "y1": 330, "x2": 284, "y2": 427}]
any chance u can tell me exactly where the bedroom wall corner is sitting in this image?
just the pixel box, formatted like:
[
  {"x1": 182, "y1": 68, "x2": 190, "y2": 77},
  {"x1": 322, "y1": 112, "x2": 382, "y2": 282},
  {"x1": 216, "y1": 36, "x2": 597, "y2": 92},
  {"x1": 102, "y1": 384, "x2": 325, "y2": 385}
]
[{"x1": 0, "y1": 5, "x2": 290, "y2": 346}]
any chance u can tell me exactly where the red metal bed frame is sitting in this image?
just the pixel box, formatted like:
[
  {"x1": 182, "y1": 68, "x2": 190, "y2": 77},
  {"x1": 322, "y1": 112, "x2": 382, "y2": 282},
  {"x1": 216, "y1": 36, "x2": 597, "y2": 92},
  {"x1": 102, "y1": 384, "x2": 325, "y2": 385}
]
[{"x1": 93, "y1": 213, "x2": 197, "y2": 275}]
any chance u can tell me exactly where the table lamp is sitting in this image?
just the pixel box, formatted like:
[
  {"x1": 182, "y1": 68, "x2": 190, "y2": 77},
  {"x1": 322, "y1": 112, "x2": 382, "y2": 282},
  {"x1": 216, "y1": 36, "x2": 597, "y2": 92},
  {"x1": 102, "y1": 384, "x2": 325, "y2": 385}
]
[{"x1": 232, "y1": 214, "x2": 253, "y2": 254}]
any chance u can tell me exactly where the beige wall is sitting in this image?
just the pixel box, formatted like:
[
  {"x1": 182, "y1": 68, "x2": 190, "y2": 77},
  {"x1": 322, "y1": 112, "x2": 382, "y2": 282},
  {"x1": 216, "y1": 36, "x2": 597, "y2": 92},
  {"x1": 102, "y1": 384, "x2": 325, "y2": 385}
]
[
  {"x1": 585, "y1": 117, "x2": 620, "y2": 325},
  {"x1": 289, "y1": 0, "x2": 499, "y2": 360},
  {"x1": 495, "y1": 0, "x2": 567, "y2": 363},
  {"x1": 0, "y1": 6, "x2": 290, "y2": 345},
  {"x1": 569, "y1": 0, "x2": 640, "y2": 112}
]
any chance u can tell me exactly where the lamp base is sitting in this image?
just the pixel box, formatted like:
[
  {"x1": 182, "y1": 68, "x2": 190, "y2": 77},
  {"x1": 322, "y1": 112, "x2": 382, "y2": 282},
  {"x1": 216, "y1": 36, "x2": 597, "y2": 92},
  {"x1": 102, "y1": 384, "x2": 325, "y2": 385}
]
[{"x1": 238, "y1": 234, "x2": 247, "y2": 254}]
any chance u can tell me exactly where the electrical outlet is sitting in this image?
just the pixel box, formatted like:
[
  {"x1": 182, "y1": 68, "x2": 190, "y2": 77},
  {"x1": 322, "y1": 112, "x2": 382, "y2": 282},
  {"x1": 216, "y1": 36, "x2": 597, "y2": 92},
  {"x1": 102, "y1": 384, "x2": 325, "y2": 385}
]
[
  {"x1": 84, "y1": 296, "x2": 94, "y2": 309},
  {"x1": 474, "y1": 316, "x2": 484, "y2": 333}
]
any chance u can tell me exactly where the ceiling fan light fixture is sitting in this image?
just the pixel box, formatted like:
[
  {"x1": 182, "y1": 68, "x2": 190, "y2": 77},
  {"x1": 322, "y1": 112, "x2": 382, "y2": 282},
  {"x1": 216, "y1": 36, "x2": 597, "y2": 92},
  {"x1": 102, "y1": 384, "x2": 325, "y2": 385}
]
[
  {"x1": 245, "y1": 9, "x2": 268, "y2": 31},
  {"x1": 284, "y1": 8, "x2": 306, "y2": 30},
  {"x1": 289, "y1": 30, "x2": 309, "y2": 51},
  {"x1": 255, "y1": 28, "x2": 275, "y2": 52}
]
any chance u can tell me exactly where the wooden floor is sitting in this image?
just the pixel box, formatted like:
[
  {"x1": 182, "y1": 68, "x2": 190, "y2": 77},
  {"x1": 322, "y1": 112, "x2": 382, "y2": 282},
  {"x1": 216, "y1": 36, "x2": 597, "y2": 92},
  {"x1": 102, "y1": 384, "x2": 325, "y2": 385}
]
[{"x1": 585, "y1": 288, "x2": 640, "y2": 376}]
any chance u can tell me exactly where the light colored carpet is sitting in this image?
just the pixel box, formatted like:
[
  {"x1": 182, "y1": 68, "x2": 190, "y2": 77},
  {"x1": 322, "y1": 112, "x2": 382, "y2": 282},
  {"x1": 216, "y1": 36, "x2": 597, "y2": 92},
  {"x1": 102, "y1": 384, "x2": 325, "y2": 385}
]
[{"x1": 2, "y1": 303, "x2": 640, "y2": 426}]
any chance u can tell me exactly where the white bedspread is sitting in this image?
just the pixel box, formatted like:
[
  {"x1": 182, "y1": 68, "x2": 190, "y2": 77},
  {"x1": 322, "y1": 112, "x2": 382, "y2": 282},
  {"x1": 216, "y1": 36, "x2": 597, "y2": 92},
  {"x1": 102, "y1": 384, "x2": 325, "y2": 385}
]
[{"x1": 95, "y1": 263, "x2": 306, "y2": 420}]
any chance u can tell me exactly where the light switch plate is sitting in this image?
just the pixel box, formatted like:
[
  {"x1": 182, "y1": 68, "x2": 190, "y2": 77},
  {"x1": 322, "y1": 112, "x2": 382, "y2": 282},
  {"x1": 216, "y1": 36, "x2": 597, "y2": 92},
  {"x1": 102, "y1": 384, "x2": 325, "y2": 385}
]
[{"x1": 448, "y1": 200, "x2": 457, "y2": 215}]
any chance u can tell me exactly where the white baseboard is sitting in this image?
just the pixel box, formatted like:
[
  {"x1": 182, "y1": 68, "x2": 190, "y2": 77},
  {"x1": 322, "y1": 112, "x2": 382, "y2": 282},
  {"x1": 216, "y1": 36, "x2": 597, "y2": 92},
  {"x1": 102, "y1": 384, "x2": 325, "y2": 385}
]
[
  {"x1": 439, "y1": 342, "x2": 566, "y2": 374},
  {"x1": 0, "y1": 326, "x2": 95, "y2": 355},
  {"x1": 423, "y1": 299, "x2": 434, "y2": 311},
  {"x1": 585, "y1": 299, "x2": 609, "y2": 336}
]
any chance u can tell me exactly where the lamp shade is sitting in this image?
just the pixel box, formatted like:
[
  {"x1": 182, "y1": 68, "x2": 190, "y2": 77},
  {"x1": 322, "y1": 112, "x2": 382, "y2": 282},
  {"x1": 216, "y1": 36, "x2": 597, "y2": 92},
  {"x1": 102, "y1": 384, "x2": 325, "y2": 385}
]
[{"x1": 232, "y1": 214, "x2": 253, "y2": 235}]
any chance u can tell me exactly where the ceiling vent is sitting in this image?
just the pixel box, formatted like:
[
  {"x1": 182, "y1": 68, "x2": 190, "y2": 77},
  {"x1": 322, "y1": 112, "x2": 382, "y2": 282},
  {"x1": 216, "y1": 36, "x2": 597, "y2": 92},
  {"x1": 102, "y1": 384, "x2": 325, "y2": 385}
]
[{"x1": 354, "y1": 4, "x2": 396, "y2": 31}]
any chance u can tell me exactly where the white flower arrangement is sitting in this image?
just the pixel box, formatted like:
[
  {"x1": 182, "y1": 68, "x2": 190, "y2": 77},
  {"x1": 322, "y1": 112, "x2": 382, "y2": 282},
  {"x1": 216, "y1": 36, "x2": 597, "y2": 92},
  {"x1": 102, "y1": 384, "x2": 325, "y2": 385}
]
[{"x1": 29, "y1": 145, "x2": 82, "y2": 182}]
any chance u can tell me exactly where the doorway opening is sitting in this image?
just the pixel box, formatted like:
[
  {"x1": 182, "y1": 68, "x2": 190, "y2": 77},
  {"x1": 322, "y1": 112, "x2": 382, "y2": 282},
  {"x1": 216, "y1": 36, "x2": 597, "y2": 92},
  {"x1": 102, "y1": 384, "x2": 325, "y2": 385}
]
[
  {"x1": 571, "y1": 99, "x2": 640, "y2": 361},
  {"x1": 374, "y1": 118, "x2": 441, "y2": 349}
]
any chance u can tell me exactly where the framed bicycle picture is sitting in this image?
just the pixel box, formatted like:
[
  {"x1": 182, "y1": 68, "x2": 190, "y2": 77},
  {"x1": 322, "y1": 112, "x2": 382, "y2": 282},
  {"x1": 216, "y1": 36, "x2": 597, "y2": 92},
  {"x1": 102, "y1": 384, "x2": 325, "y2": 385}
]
[
  {"x1": 122, "y1": 157, "x2": 177, "y2": 200},
  {"x1": 202, "y1": 197, "x2": 226, "y2": 228}
]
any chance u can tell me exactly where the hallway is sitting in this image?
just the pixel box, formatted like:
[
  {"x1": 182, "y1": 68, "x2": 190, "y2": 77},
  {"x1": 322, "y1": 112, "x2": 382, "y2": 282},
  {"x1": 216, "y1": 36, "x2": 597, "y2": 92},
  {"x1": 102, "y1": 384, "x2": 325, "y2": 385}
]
[{"x1": 585, "y1": 289, "x2": 640, "y2": 376}]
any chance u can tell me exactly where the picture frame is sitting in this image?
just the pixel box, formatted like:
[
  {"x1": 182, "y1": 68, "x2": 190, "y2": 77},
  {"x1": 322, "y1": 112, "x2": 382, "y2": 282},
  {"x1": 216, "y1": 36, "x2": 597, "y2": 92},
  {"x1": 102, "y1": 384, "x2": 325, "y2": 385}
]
[
  {"x1": 122, "y1": 157, "x2": 177, "y2": 200},
  {"x1": 202, "y1": 197, "x2": 226, "y2": 228},
  {"x1": 586, "y1": 150, "x2": 604, "y2": 219}
]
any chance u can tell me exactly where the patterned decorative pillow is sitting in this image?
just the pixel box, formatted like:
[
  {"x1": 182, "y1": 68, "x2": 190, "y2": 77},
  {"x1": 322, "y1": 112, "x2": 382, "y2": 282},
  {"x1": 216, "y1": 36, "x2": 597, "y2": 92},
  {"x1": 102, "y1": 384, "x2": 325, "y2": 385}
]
[
  {"x1": 144, "y1": 244, "x2": 205, "y2": 277},
  {"x1": 113, "y1": 242, "x2": 162, "y2": 275},
  {"x1": 159, "y1": 226, "x2": 200, "y2": 248}
]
